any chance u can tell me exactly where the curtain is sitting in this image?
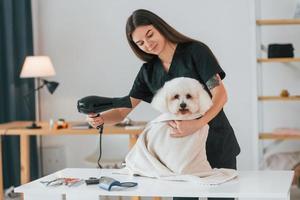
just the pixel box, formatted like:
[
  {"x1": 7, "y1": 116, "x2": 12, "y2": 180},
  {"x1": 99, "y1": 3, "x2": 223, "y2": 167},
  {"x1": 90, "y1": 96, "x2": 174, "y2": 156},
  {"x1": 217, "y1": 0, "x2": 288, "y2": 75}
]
[{"x1": 0, "y1": 0, "x2": 39, "y2": 188}]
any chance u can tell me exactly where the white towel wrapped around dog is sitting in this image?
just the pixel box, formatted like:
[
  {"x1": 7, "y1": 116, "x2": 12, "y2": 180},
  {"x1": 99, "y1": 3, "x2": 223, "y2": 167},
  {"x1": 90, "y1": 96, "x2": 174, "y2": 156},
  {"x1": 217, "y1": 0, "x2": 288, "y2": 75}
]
[{"x1": 123, "y1": 112, "x2": 238, "y2": 185}]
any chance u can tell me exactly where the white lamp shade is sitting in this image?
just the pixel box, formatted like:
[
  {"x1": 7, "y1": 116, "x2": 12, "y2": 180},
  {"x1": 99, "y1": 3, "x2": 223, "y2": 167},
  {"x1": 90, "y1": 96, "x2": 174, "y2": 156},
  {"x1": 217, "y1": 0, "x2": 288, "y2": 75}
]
[{"x1": 20, "y1": 56, "x2": 56, "y2": 78}]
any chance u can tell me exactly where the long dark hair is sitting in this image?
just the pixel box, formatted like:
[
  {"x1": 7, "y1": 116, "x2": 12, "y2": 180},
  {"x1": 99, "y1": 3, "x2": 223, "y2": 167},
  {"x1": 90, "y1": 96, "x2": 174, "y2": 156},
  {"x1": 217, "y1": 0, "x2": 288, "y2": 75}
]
[{"x1": 126, "y1": 9, "x2": 196, "y2": 62}]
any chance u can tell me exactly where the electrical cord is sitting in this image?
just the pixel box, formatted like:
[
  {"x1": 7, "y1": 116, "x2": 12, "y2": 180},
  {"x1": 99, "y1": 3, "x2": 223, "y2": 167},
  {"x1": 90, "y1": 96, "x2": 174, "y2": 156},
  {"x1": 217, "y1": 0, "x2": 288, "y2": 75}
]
[
  {"x1": 97, "y1": 124, "x2": 104, "y2": 169},
  {"x1": 92, "y1": 113, "x2": 104, "y2": 169}
]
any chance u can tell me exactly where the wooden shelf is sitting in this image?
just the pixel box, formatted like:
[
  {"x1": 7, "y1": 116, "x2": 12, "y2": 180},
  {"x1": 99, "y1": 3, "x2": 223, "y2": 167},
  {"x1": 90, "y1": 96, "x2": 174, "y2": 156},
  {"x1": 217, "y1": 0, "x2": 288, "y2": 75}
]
[
  {"x1": 259, "y1": 133, "x2": 300, "y2": 140},
  {"x1": 257, "y1": 58, "x2": 300, "y2": 63},
  {"x1": 256, "y1": 19, "x2": 300, "y2": 25},
  {"x1": 258, "y1": 96, "x2": 300, "y2": 101}
]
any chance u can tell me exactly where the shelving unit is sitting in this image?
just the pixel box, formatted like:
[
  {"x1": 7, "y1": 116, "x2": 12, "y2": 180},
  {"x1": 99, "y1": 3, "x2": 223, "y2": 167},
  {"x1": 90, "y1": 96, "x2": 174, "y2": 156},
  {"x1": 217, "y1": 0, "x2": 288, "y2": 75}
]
[
  {"x1": 257, "y1": 57, "x2": 300, "y2": 62},
  {"x1": 256, "y1": 16, "x2": 300, "y2": 140},
  {"x1": 259, "y1": 133, "x2": 300, "y2": 140},
  {"x1": 258, "y1": 96, "x2": 300, "y2": 101},
  {"x1": 256, "y1": 19, "x2": 300, "y2": 25},
  {"x1": 255, "y1": 2, "x2": 300, "y2": 169}
]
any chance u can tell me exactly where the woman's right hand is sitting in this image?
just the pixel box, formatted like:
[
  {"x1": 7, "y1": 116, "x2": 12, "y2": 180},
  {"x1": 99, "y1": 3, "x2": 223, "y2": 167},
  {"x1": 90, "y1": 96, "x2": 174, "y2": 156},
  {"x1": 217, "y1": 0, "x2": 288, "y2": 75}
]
[{"x1": 86, "y1": 113, "x2": 104, "y2": 129}]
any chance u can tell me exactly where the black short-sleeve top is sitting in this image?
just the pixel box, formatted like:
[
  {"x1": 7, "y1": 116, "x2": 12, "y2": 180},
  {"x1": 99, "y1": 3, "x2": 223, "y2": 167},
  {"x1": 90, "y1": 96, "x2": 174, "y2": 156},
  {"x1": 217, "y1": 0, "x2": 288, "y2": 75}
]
[{"x1": 129, "y1": 41, "x2": 240, "y2": 160}]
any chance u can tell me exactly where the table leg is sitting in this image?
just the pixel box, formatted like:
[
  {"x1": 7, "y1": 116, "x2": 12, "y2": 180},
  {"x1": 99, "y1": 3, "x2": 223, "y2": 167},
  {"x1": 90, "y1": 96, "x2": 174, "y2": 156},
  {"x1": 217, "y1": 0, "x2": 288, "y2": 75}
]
[
  {"x1": 152, "y1": 197, "x2": 161, "y2": 200},
  {"x1": 130, "y1": 197, "x2": 160, "y2": 200},
  {"x1": 129, "y1": 134, "x2": 138, "y2": 149},
  {"x1": 20, "y1": 135, "x2": 30, "y2": 184},
  {"x1": 131, "y1": 197, "x2": 141, "y2": 200},
  {"x1": 0, "y1": 137, "x2": 3, "y2": 200}
]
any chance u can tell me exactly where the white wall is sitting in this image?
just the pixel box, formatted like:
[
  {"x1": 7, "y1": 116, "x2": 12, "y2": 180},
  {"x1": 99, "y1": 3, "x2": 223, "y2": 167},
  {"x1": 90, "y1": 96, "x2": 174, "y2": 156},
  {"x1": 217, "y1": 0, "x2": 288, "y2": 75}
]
[{"x1": 32, "y1": 0, "x2": 259, "y2": 172}]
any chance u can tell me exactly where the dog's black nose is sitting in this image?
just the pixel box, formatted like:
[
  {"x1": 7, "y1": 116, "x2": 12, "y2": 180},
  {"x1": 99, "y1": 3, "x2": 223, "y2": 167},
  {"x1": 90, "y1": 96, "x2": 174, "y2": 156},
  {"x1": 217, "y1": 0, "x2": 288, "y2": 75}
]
[{"x1": 180, "y1": 102, "x2": 187, "y2": 109}]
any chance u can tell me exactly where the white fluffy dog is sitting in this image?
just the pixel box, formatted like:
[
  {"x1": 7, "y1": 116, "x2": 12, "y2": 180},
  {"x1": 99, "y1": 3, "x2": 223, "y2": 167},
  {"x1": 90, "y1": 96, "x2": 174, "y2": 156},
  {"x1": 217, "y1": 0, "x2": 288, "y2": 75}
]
[
  {"x1": 125, "y1": 77, "x2": 238, "y2": 183},
  {"x1": 151, "y1": 77, "x2": 213, "y2": 116},
  {"x1": 125, "y1": 77, "x2": 214, "y2": 175}
]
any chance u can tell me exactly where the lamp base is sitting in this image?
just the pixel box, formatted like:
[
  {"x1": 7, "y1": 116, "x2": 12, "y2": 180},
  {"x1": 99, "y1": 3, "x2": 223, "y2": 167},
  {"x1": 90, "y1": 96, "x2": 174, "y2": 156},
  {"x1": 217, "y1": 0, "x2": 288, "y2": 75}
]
[{"x1": 26, "y1": 121, "x2": 41, "y2": 129}]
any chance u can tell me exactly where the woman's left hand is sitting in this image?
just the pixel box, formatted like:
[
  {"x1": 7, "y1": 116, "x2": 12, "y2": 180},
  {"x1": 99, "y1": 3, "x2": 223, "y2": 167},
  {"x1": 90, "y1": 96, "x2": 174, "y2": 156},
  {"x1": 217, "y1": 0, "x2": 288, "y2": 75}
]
[{"x1": 168, "y1": 119, "x2": 204, "y2": 137}]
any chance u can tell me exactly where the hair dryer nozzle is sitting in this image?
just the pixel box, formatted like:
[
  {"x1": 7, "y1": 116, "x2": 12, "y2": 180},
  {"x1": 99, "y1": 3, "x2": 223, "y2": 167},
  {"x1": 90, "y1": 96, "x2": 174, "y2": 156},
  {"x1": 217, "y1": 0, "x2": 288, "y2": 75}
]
[
  {"x1": 77, "y1": 95, "x2": 132, "y2": 114},
  {"x1": 77, "y1": 96, "x2": 114, "y2": 114}
]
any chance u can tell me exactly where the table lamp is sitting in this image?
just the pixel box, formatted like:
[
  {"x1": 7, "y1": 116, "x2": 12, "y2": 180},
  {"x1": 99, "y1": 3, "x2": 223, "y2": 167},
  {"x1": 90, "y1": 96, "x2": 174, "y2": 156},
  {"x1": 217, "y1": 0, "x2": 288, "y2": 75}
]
[{"x1": 20, "y1": 56, "x2": 59, "y2": 129}]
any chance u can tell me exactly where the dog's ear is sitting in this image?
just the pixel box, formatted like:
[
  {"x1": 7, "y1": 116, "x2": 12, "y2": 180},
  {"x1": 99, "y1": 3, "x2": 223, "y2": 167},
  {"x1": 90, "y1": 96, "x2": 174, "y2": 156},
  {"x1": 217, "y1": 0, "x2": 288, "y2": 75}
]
[
  {"x1": 151, "y1": 87, "x2": 168, "y2": 112},
  {"x1": 198, "y1": 85, "x2": 213, "y2": 115}
]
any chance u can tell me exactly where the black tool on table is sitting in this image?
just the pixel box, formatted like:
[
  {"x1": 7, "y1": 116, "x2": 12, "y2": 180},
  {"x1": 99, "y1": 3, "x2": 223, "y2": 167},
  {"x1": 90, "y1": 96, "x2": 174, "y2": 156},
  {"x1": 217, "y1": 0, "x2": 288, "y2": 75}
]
[{"x1": 85, "y1": 177, "x2": 100, "y2": 185}]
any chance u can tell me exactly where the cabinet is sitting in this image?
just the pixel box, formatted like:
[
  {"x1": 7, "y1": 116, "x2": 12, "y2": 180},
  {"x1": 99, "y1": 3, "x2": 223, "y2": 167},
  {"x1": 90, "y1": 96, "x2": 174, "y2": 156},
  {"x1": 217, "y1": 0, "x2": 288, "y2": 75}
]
[{"x1": 255, "y1": 2, "x2": 300, "y2": 167}]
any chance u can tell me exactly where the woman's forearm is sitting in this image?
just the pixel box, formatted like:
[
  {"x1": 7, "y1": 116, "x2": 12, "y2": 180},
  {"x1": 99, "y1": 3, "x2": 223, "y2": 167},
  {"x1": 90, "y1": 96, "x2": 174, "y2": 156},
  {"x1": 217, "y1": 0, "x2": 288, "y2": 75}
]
[
  {"x1": 101, "y1": 97, "x2": 141, "y2": 124},
  {"x1": 197, "y1": 83, "x2": 227, "y2": 127},
  {"x1": 100, "y1": 108, "x2": 131, "y2": 124}
]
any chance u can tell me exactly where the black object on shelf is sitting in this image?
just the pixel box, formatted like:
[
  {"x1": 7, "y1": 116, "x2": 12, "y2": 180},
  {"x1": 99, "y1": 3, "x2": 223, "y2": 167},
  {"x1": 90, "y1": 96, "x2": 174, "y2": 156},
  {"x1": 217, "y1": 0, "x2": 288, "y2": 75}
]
[{"x1": 268, "y1": 43, "x2": 294, "y2": 58}]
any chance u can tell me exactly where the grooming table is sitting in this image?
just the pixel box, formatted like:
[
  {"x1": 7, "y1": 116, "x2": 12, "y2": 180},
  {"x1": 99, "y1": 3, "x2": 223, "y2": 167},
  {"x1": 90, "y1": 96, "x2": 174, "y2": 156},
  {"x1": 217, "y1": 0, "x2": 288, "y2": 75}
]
[{"x1": 15, "y1": 168, "x2": 293, "y2": 200}]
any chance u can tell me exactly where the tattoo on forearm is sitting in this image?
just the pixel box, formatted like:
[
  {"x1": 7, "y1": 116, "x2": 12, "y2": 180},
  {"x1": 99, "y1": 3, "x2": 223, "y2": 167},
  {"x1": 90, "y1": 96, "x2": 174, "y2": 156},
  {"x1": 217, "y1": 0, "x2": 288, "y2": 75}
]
[{"x1": 206, "y1": 74, "x2": 220, "y2": 90}]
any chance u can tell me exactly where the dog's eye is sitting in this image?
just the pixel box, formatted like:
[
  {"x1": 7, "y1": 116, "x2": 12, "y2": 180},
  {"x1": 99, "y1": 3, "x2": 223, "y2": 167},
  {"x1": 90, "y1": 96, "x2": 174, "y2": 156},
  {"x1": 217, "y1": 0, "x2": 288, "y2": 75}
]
[
  {"x1": 173, "y1": 94, "x2": 179, "y2": 99},
  {"x1": 186, "y1": 94, "x2": 192, "y2": 99}
]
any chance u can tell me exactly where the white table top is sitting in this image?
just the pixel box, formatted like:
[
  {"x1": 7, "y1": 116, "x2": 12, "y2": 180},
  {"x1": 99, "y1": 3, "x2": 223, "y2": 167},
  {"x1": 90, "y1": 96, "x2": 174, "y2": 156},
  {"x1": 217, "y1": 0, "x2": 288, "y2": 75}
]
[{"x1": 15, "y1": 168, "x2": 294, "y2": 199}]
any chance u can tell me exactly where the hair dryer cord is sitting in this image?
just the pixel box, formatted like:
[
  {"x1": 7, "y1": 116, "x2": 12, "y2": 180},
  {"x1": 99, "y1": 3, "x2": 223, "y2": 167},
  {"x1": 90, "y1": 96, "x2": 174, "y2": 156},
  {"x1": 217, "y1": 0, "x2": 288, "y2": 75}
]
[{"x1": 97, "y1": 125, "x2": 104, "y2": 168}]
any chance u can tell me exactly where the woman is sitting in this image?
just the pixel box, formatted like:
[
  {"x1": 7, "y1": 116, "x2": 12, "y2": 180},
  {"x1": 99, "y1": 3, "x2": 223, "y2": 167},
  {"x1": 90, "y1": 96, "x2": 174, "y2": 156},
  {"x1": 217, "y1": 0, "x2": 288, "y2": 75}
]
[{"x1": 87, "y1": 9, "x2": 240, "y2": 200}]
